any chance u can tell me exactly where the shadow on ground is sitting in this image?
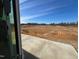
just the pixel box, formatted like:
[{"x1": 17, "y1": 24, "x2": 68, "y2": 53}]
[{"x1": 23, "y1": 49, "x2": 38, "y2": 59}]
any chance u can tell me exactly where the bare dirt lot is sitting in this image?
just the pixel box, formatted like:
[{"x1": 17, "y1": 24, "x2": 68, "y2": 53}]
[{"x1": 21, "y1": 25, "x2": 78, "y2": 49}]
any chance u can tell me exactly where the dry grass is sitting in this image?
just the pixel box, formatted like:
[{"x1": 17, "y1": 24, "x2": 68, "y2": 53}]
[{"x1": 21, "y1": 25, "x2": 78, "y2": 49}]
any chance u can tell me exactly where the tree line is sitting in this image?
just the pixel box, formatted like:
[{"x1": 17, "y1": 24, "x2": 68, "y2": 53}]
[{"x1": 21, "y1": 22, "x2": 78, "y2": 26}]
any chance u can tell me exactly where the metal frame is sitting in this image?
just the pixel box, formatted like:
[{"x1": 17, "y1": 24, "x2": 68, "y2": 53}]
[{"x1": 12, "y1": 0, "x2": 22, "y2": 59}]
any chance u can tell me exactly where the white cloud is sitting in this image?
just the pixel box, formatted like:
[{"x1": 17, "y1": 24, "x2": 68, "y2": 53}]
[
  {"x1": 37, "y1": 4, "x2": 66, "y2": 13},
  {"x1": 20, "y1": 0, "x2": 55, "y2": 10},
  {"x1": 20, "y1": 5, "x2": 66, "y2": 21},
  {"x1": 20, "y1": 11, "x2": 54, "y2": 23},
  {"x1": 20, "y1": 0, "x2": 67, "y2": 23},
  {"x1": 19, "y1": 0, "x2": 28, "y2": 4}
]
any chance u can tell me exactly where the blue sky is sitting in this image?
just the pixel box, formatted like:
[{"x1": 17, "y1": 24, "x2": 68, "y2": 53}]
[{"x1": 19, "y1": 0, "x2": 78, "y2": 24}]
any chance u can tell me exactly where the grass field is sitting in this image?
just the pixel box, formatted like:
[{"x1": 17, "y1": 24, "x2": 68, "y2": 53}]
[{"x1": 21, "y1": 25, "x2": 78, "y2": 49}]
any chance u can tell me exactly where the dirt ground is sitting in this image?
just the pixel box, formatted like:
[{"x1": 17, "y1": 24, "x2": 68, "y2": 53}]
[{"x1": 21, "y1": 25, "x2": 78, "y2": 50}]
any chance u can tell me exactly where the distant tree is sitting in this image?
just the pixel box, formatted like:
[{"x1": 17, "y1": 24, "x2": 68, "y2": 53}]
[
  {"x1": 49, "y1": 22, "x2": 78, "y2": 26},
  {"x1": 49, "y1": 23, "x2": 55, "y2": 25},
  {"x1": 40, "y1": 23, "x2": 47, "y2": 25},
  {"x1": 21, "y1": 21, "x2": 78, "y2": 26},
  {"x1": 27, "y1": 23, "x2": 39, "y2": 25}
]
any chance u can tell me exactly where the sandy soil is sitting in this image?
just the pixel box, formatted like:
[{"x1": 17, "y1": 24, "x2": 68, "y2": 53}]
[{"x1": 21, "y1": 25, "x2": 78, "y2": 50}]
